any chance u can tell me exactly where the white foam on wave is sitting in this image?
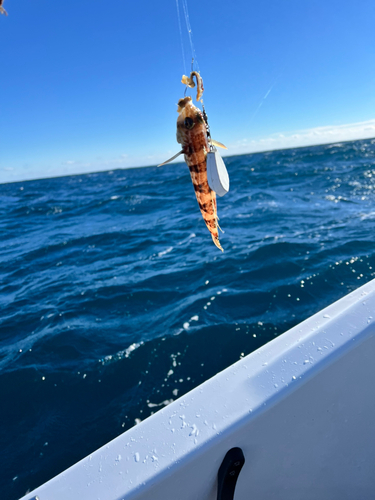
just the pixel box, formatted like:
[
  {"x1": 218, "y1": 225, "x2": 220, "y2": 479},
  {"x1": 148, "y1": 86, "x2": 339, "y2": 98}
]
[
  {"x1": 158, "y1": 246, "x2": 173, "y2": 257},
  {"x1": 147, "y1": 399, "x2": 174, "y2": 408},
  {"x1": 101, "y1": 341, "x2": 144, "y2": 365},
  {"x1": 359, "y1": 211, "x2": 375, "y2": 221},
  {"x1": 177, "y1": 233, "x2": 196, "y2": 246}
]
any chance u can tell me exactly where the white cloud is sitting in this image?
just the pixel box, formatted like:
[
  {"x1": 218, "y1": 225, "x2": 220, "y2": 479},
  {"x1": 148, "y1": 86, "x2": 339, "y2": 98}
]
[
  {"x1": 2, "y1": 119, "x2": 374, "y2": 184},
  {"x1": 227, "y1": 119, "x2": 375, "y2": 156}
]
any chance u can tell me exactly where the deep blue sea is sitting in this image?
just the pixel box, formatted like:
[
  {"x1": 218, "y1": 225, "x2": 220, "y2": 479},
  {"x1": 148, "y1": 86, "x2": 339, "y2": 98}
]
[{"x1": 2, "y1": 138, "x2": 375, "y2": 499}]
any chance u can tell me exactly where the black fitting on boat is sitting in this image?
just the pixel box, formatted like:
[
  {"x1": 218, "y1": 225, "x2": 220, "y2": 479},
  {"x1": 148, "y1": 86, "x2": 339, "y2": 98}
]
[{"x1": 217, "y1": 447, "x2": 245, "y2": 500}]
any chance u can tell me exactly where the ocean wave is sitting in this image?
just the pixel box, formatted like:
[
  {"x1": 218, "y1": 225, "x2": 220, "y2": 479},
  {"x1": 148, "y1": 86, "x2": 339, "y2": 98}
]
[{"x1": 2, "y1": 139, "x2": 375, "y2": 499}]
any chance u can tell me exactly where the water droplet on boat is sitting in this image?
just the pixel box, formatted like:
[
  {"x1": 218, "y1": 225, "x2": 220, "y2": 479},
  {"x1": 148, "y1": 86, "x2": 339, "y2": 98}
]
[
  {"x1": 134, "y1": 453, "x2": 140, "y2": 462},
  {"x1": 323, "y1": 314, "x2": 330, "y2": 318},
  {"x1": 189, "y1": 424, "x2": 199, "y2": 437}
]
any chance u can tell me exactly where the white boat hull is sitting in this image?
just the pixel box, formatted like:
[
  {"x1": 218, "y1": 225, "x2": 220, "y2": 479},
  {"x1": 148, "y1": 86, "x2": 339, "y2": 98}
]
[{"x1": 22, "y1": 279, "x2": 375, "y2": 500}]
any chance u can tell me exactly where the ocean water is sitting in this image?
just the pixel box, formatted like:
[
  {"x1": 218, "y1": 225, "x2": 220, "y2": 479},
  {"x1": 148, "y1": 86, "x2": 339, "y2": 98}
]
[{"x1": 2, "y1": 138, "x2": 375, "y2": 499}]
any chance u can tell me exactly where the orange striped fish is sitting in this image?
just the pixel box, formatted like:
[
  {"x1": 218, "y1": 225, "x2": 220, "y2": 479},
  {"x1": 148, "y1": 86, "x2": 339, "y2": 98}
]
[
  {"x1": 176, "y1": 96, "x2": 223, "y2": 251},
  {"x1": 159, "y1": 97, "x2": 223, "y2": 251},
  {"x1": 159, "y1": 72, "x2": 227, "y2": 251}
]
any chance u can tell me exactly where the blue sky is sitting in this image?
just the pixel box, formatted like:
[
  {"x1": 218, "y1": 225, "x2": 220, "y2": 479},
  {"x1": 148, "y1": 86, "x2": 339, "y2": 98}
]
[{"x1": 1, "y1": 0, "x2": 374, "y2": 183}]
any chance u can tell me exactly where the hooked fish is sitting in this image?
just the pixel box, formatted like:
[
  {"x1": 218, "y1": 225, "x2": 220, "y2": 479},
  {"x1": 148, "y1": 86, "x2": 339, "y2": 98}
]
[
  {"x1": 159, "y1": 100, "x2": 227, "y2": 251},
  {"x1": 178, "y1": 96, "x2": 224, "y2": 251},
  {"x1": 159, "y1": 71, "x2": 228, "y2": 251},
  {"x1": 0, "y1": 0, "x2": 7, "y2": 16}
]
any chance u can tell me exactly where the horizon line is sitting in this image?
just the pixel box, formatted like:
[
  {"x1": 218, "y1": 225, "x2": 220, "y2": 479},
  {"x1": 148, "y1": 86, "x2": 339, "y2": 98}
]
[{"x1": 1, "y1": 134, "x2": 374, "y2": 186}]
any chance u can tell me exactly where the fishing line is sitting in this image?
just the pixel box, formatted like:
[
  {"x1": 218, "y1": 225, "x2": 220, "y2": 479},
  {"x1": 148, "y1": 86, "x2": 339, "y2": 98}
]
[
  {"x1": 181, "y1": 0, "x2": 200, "y2": 73},
  {"x1": 175, "y1": 0, "x2": 187, "y2": 75}
]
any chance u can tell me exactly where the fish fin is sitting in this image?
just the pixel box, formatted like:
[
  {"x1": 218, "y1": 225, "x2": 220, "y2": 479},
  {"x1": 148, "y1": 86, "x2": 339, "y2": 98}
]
[
  {"x1": 211, "y1": 139, "x2": 227, "y2": 150},
  {"x1": 217, "y1": 220, "x2": 224, "y2": 234},
  {"x1": 158, "y1": 150, "x2": 184, "y2": 167}
]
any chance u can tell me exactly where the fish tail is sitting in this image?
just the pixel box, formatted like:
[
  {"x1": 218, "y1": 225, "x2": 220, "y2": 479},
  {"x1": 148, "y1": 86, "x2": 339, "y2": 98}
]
[
  {"x1": 188, "y1": 160, "x2": 223, "y2": 250},
  {"x1": 210, "y1": 193, "x2": 224, "y2": 250},
  {"x1": 212, "y1": 233, "x2": 224, "y2": 252}
]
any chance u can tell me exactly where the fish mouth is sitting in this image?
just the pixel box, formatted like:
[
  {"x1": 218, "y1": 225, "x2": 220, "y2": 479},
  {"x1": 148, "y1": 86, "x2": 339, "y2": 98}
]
[{"x1": 177, "y1": 96, "x2": 192, "y2": 113}]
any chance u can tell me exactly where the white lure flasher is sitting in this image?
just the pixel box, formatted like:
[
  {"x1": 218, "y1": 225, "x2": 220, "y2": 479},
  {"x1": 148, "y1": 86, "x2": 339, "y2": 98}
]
[{"x1": 206, "y1": 150, "x2": 229, "y2": 197}]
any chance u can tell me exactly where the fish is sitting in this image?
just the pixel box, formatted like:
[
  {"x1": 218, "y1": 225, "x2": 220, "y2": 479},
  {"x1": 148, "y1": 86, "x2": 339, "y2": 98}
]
[
  {"x1": 159, "y1": 96, "x2": 224, "y2": 251},
  {"x1": 159, "y1": 70, "x2": 228, "y2": 250},
  {"x1": 0, "y1": 0, "x2": 7, "y2": 16}
]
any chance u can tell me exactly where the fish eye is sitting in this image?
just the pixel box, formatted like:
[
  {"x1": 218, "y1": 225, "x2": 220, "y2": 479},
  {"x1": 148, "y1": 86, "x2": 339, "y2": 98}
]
[{"x1": 184, "y1": 117, "x2": 195, "y2": 129}]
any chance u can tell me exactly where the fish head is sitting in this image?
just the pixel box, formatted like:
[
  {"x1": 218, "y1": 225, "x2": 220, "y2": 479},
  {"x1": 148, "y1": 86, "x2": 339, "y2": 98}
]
[
  {"x1": 176, "y1": 97, "x2": 205, "y2": 145},
  {"x1": 177, "y1": 96, "x2": 194, "y2": 114}
]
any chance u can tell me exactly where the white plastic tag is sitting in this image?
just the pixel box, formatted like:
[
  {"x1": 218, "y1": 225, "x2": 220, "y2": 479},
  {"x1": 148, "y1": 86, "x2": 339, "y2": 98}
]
[{"x1": 207, "y1": 151, "x2": 230, "y2": 197}]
